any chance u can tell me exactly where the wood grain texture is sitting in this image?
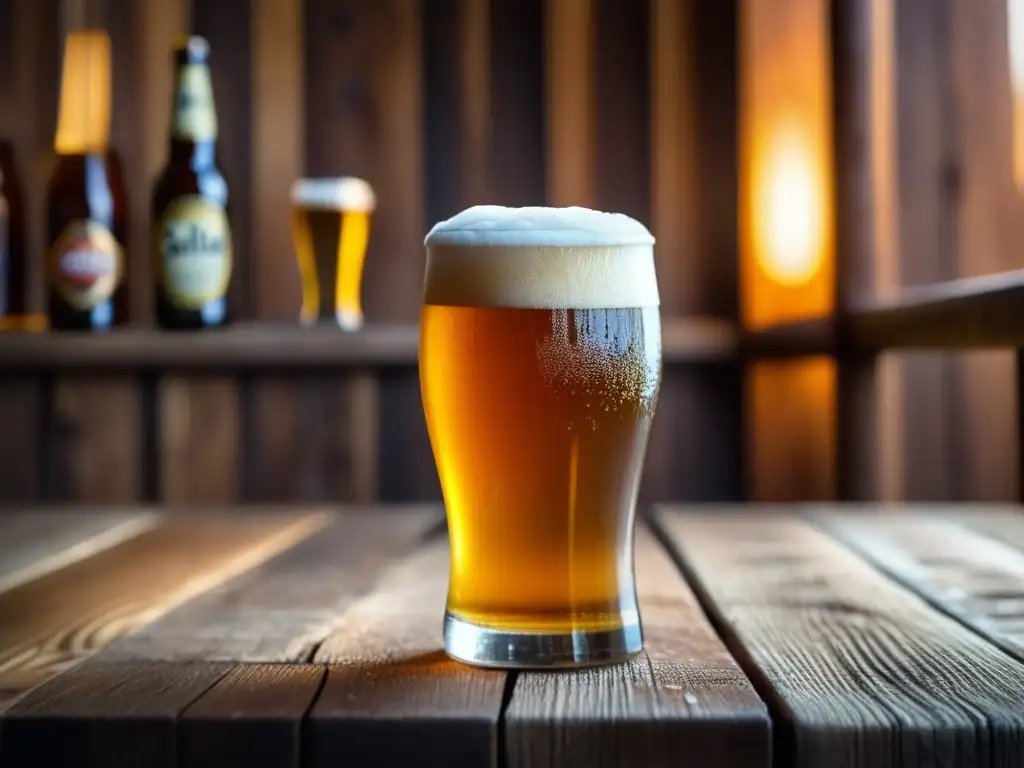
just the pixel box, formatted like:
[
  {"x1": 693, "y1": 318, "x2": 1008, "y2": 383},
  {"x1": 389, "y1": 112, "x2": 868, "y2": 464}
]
[
  {"x1": 304, "y1": 0, "x2": 424, "y2": 325},
  {"x1": 308, "y1": 536, "x2": 508, "y2": 767},
  {"x1": 0, "y1": 377, "x2": 44, "y2": 502},
  {"x1": 12, "y1": 0, "x2": 59, "y2": 317},
  {"x1": 545, "y1": 0, "x2": 594, "y2": 208},
  {"x1": 244, "y1": 373, "x2": 377, "y2": 502},
  {"x1": 252, "y1": 0, "x2": 302, "y2": 324},
  {"x1": 158, "y1": 376, "x2": 240, "y2": 504},
  {"x1": 489, "y1": 0, "x2": 546, "y2": 205},
  {"x1": 2, "y1": 661, "x2": 232, "y2": 768},
  {"x1": 504, "y1": 526, "x2": 770, "y2": 768},
  {"x1": 655, "y1": 507, "x2": 1024, "y2": 766},
  {"x1": 180, "y1": 663, "x2": 326, "y2": 768},
  {"x1": 943, "y1": 506, "x2": 1024, "y2": 554},
  {"x1": 814, "y1": 511, "x2": 1024, "y2": 665},
  {"x1": 893, "y1": 0, "x2": 959, "y2": 501},
  {"x1": 0, "y1": 513, "x2": 327, "y2": 700},
  {"x1": 100, "y1": 508, "x2": 439, "y2": 662},
  {"x1": 946, "y1": 0, "x2": 1021, "y2": 502},
  {"x1": 45, "y1": 376, "x2": 142, "y2": 502},
  {"x1": 0, "y1": 510, "x2": 158, "y2": 595}
]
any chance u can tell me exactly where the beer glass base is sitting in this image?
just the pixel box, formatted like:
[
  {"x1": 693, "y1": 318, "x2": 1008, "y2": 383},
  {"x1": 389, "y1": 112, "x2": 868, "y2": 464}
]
[{"x1": 443, "y1": 611, "x2": 643, "y2": 670}]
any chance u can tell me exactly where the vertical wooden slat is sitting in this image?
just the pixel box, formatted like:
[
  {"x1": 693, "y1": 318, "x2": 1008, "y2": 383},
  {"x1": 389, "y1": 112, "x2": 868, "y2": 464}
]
[
  {"x1": 300, "y1": 0, "x2": 425, "y2": 502},
  {"x1": 545, "y1": 0, "x2": 594, "y2": 208},
  {"x1": 947, "y1": 0, "x2": 1020, "y2": 501},
  {"x1": 742, "y1": 0, "x2": 837, "y2": 501},
  {"x1": 458, "y1": 0, "x2": 490, "y2": 206},
  {"x1": 833, "y1": 0, "x2": 899, "y2": 500},
  {"x1": 0, "y1": 378, "x2": 44, "y2": 502},
  {"x1": 894, "y1": 0, "x2": 959, "y2": 501},
  {"x1": 646, "y1": 0, "x2": 743, "y2": 501},
  {"x1": 13, "y1": 0, "x2": 60, "y2": 318},
  {"x1": 46, "y1": 375, "x2": 141, "y2": 502},
  {"x1": 159, "y1": 376, "x2": 240, "y2": 504},
  {"x1": 489, "y1": 0, "x2": 546, "y2": 205},
  {"x1": 147, "y1": 0, "x2": 249, "y2": 505},
  {"x1": 252, "y1": 0, "x2": 302, "y2": 324},
  {"x1": 246, "y1": 0, "x2": 305, "y2": 502}
]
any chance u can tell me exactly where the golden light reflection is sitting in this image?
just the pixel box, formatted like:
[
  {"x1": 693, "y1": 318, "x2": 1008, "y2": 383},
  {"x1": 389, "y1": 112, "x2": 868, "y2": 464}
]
[{"x1": 753, "y1": 122, "x2": 827, "y2": 286}]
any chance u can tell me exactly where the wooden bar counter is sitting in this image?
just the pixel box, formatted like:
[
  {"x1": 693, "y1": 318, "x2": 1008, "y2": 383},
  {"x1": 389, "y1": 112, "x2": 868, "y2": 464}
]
[{"x1": 2, "y1": 504, "x2": 1024, "y2": 767}]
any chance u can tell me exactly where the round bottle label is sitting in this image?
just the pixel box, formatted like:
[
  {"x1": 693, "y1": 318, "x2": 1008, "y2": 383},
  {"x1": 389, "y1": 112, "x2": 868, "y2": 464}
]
[
  {"x1": 157, "y1": 195, "x2": 232, "y2": 309},
  {"x1": 48, "y1": 220, "x2": 124, "y2": 311}
]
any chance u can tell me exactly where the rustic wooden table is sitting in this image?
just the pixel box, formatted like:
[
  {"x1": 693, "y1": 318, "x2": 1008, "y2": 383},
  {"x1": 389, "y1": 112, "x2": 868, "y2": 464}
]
[{"x1": 1, "y1": 505, "x2": 1023, "y2": 767}]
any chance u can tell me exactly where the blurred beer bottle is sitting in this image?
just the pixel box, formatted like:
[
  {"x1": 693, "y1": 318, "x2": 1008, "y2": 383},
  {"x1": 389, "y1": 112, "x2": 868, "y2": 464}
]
[
  {"x1": 46, "y1": 29, "x2": 128, "y2": 331},
  {"x1": 153, "y1": 36, "x2": 232, "y2": 329},
  {"x1": 0, "y1": 140, "x2": 34, "y2": 331}
]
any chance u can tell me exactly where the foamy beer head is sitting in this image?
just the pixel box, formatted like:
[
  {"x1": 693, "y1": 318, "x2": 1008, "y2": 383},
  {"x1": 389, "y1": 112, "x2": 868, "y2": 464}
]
[
  {"x1": 420, "y1": 206, "x2": 662, "y2": 669},
  {"x1": 422, "y1": 205, "x2": 659, "y2": 310},
  {"x1": 290, "y1": 177, "x2": 376, "y2": 330}
]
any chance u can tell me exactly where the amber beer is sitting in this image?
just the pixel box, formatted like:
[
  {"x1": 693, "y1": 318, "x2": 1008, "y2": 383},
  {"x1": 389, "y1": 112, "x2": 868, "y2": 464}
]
[
  {"x1": 290, "y1": 178, "x2": 375, "y2": 330},
  {"x1": 153, "y1": 36, "x2": 232, "y2": 329},
  {"x1": 420, "y1": 206, "x2": 662, "y2": 668}
]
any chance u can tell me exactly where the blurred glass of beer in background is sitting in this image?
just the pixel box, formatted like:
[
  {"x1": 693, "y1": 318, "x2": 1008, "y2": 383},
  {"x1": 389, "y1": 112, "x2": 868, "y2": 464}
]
[
  {"x1": 290, "y1": 177, "x2": 375, "y2": 330},
  {"x1": 420, "y1": 205, "x2": 662, "y2": 669}
]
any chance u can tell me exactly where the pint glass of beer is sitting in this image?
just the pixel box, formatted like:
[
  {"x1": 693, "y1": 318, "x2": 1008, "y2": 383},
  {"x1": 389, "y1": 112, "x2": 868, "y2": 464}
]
[
  {"x1": 420, "y1": 205, "x2": 662, "y2": 668},
  {"x1": 290, "y1": 177, "x2": 375, "y2": 330}
]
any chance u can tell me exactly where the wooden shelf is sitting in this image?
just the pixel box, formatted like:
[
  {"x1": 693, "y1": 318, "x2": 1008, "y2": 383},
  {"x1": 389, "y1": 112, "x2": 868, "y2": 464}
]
[
  {"x1": 745, "y1": 269, "x2": 1024, "y2": 357},
  {"x1": 0, "y1": 317, "x2": 738, "y2": 371}
]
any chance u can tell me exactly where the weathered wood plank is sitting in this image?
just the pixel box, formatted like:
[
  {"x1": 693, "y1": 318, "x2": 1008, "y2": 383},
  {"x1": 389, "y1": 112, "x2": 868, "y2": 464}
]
[
  {"x1": 504, "y1": 526, "x2": 770, "y2": 768},
  {"x1": 489, "y1": 0, "x2": 546, "y2": 205},
  {"x1": 655, "y1": 507, "x2": 1024, "y2": 766},
  {"x1": 100, "y1": 508, "x2": 439, "y2": 662},
  {"x1": 308, "y1": 535, "x2": 507, "y2": 767},
  {"x1": 545, "y1": 0, "x2": 594, "y2": 208},
  {"x1": 0, "y1": 510, "x2": 158, "y2": 595},
  {"x1": 0, "y1": 513, "x2": 327, "y2": 702},
  {"x1": 937, "y1": 506, "x2": 1024, "y2": 556},
  {"x1": 159, "y1": 376, "x2": 240, "y2": 504},
  {"x1": 0, "y1": 376, "x2": 44, "y2": 503},
  {"x1": 45, "y1": 376, "x2": 143, "y2": 503},
  {"x1": 2, "y1": 661, "x2": 232, "y2": 768},
  {"x1": 814, "y1": 511, "x2": 1024, "y2": 665},
  {"x1": 180, "y1": 663, "x2": 326, "y2": 768},
  {"x1": 245, "y1": 373, "x2": 377, "y2": 503}
]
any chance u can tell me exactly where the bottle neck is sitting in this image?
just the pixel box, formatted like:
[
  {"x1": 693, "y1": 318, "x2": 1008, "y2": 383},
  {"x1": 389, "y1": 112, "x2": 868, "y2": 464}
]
[
  {"x1": 170, "y1": 139, "x2": 216, "y2": 170},
  {"x1": 169, "y1": 62, "x2": 218, "y2": 155}
]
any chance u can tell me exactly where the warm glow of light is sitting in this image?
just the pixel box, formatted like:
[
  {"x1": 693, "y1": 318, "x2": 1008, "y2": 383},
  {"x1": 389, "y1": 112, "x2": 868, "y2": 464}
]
[
  {"x1": 740, "y1": 0, "x2": 833, "y2": 330},
  {"x1": 754, "y1": 124, "x2": 826, "y2": 286}
]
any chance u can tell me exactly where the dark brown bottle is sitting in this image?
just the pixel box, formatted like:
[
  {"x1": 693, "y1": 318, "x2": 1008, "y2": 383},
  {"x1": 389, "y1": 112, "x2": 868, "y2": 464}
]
[
  {"x1": 46, "y1": 29, "x2": 128, "y2": 331},
  {"x1": 46, "y1": 151, "x2": 128, "y2": 330},
  {"x1": 153, "y1": 36, "x2": 231, "y2": 330},
  {"x1": 0, "y1": 141, "x2": 29, "y2": 330}
]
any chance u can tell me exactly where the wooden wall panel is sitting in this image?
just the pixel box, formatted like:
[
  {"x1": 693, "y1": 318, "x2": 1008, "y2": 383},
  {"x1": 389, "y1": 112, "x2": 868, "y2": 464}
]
[
  {"x1": 489, "y1": 0, "x2": 546, "y2": 205},
  {"x1": 947, "y1": 0, "x2": 1021, "y2": 501},
  {"x1": 302, "y1": 0, "x2": 431, "y2": 502},
  {"x1": 893, "y1": 0, "x2": 959, "y2": 502},
  {"x1": 645, "y1": 0, "x2": 743, "y2": 501},
  {"x1": 45, "y1": 376, "x2": 142, "y2": 502}
]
